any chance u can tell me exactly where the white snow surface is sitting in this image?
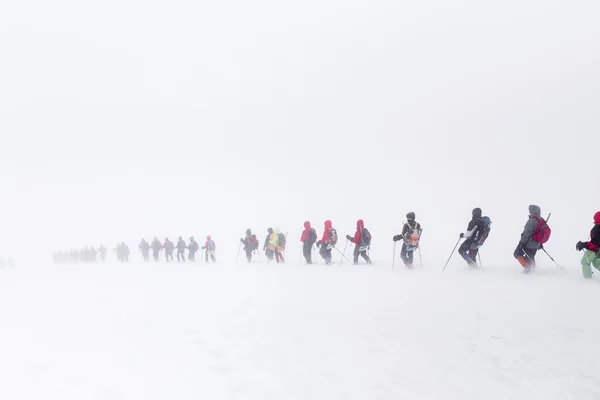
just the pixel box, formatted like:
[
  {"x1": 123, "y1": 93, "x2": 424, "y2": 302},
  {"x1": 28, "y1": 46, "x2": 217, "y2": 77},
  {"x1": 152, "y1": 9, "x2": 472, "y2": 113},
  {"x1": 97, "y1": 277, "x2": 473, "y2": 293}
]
[{"x1": 0, "y1": 261, "x2": 599, "y2": 400}]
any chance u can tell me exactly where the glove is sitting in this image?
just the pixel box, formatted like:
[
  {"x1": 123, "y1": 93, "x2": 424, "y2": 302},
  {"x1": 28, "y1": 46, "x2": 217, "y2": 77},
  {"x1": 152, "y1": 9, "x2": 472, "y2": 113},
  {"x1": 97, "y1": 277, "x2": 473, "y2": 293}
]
[
  {"x1": 240, "y1": 238, "x2": 244, "y2": 244},
  {"x1": 346, "y1": 235, "x2": 353, "y2": 241},
  {"x1": 393, "y1": 235, "x2": 403, "y2": 242},
  {"x1": 459, "y1": 233, "x2": 464, "y2": 238},
  {"x1": 316, "y1": 241, "x2": 321, "y2": 248},
  {"x1": 576, "y1": 241, "x2": 586, "y2": 251},
  {"x1": 539, "y1": 244, "x2": 544, "y2": 251}
]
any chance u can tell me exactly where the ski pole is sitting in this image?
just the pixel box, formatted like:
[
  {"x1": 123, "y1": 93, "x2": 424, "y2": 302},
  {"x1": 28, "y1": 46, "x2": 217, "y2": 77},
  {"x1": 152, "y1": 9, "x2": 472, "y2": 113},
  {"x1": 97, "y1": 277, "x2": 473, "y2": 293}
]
[
  {"x1": 340, "y1": 239, "x2": 349, "y2": 266},
  {"x1": 542, "y1": 248, "x2": 566, "y2": 274},
  {"x1": 477, "y1": 252, "x2": 482, "y2": 268},
  {"x1": 392, "y1": 241, "x2": 397, "y2": 270},
  {"x1": 443, "y1": 237, "x2": 462, "y2": 271},
  {"x1": 236, "y1": 242, "x2": 241, "y2": 264},
  {"x1": 334, "y1": 246, "x2": 352, "y2": 263}
]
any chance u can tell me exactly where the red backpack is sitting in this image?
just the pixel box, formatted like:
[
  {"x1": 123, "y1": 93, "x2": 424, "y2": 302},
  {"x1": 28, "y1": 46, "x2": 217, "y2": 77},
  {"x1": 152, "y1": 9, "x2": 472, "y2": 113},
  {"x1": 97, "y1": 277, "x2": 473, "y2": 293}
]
[{"x1": 532, "y1": 217, "x2": 551, "y2": 244}]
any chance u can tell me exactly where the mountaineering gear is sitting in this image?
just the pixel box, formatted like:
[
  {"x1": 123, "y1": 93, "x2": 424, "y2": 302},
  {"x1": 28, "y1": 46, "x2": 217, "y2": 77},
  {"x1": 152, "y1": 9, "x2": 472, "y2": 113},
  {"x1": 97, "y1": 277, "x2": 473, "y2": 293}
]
[
  {"x1": 347, "y1": 220, "x2": 371, "y2": 264},
  {"x1": 151, "y1": 237, "x2": 162, "y2": 262},
  {"x1": 269, "y1": 229, "x2": 279, "y2": 262},
  {"x1": 241, "y1": 229, "x2": 259, "y2": 263},
  {"x1": 319, "y1": 220, "x2": 337, "y2": 264},
  {"x1": 458, "y1": 208, "x2": 490, "y2": 268},
  {"x1": 443, "y1": 237, "x2": 462, "y2": 271},
  {"x1": 164, "y1": 238, "x2": 175, "y2": 262},
  {"x1": 577, "y1": 212, "x2": 600, "y2": 278},
  {"x1": 176, "y1": 236, "x2": 186, "y2": 262},
  {"x1": 264, "y1": 228, "x2": 274, "y2": 260},
  {"x1": 275, "y1": 229, "x2": 286, "y2": 263},
  {"x1": 139, "y1": 239, "x2": 150, "y2": 262},
  {"x1": 300, "y1": 221, "x2": 317, "y2": 264},
  {"x1": 515, "y1": 205, "x2": 545, "y2": 270},
  {"x1": 397, "y1": 216, "x2": 422, "y2": 268},
  {"x1": 188, "y1": 237, "x2": 199, "y2": 262},
  {"x1": 203, "y1": 236, "x2": 217, "y2": 263}
]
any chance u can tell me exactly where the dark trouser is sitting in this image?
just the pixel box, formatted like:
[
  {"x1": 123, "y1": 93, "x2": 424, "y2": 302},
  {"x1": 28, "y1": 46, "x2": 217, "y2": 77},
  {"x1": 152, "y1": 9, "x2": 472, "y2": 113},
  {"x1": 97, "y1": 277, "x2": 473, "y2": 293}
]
[
  {"x1": 303, "y1": 243, "x2": 313, "y2": 264},
  {"x1": 400, "y1": 243, "x2": 414, "y2": 266},
  {"x1": 165, "y1": 251, "x2": 173, "y2": 262},
  {"x1": 142, "y1": 251, "x2": 149, "y2": 262},
  {"x1": 515, "y1": 246, "x2": 537, "y2": 267},
  {"x1": 177, "y1": 251, "x2": 185, "y2": 262},
  {"x1": 245, "y1": 249, "x2": 253, "y2": 262},
  {"x1": 265, "y1": 248, "x2": 274, "y2": 260},
  {"x1": 153, "y1": 251, "x2": 160, "y2": 261},
  {"x1": 320, "y1": 245, "x2": 332, "y2": 264},
  {"x1": 353, "y1": 247, "x2": 371, "y2": 264},
  {"x1": 458, "y1": 240, "x2": 479, "y2": 266},
  {"x1": 205, "y1": 251, "x2": 216, "y2": 263}
]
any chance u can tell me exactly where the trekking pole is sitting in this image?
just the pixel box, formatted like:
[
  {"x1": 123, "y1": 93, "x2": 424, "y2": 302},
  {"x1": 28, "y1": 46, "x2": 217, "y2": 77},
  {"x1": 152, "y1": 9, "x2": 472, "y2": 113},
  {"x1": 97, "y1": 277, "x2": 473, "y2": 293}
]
[
  {"x1": 542, "y1": 248, "x2": 566, "y2": 274},
  {"x1": 443, "y1": 237, "x2": 462, "y2": 271},
  {"x1": 236, "y1": 242, "x2": 241, "y2": 264},
  {"x1": 392, "y1": 241, "x2": 397, "y2": 270},
  {"x1": 340, "y1": 239, "x2": 349, "y2": 266},
  {"x1": 334, "y1": 246, "x2": 352, "y2": 263}
]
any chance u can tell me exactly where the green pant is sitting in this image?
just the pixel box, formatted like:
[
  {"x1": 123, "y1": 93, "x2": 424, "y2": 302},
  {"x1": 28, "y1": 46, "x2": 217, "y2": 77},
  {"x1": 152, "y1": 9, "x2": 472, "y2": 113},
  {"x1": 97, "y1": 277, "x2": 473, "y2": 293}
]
[{"x1": 581, "y1": 250, "x2": 600, "y2": 279}]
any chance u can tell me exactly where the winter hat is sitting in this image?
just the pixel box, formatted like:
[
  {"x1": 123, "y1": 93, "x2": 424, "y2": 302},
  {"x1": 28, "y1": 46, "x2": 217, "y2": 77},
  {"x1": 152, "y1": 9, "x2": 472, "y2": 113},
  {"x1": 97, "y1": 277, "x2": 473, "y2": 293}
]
[
  {"x1": 594, "y1": 212, "x2": 600, "y2": 225},
  {"x1": 472, "y1": 208, "x2": 482, "y2": 218},
  {"x1": 246, "y1": 229, "x2": 251, "y2": 235},
  {"x1": 406, "y1": 212, "x2": 415, "y2": 221},
  {"x1": 267, "y1": 228, "x2": 273, "y2": 234}
]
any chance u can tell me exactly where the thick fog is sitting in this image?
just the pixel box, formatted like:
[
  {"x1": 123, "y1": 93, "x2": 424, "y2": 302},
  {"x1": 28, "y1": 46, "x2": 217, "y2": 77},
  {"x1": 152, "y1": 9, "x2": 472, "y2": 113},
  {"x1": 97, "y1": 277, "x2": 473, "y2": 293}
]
[{"x1": 1, "y1": 0, "x2": 599, "y2": 267}]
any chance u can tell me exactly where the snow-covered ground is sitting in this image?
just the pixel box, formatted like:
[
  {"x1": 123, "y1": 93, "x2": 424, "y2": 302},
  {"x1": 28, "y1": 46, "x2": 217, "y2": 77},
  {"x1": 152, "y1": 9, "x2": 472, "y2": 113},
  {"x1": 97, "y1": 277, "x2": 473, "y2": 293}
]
[{"x1": 0, "y1": 261, "x2": 599, "y2": 400}]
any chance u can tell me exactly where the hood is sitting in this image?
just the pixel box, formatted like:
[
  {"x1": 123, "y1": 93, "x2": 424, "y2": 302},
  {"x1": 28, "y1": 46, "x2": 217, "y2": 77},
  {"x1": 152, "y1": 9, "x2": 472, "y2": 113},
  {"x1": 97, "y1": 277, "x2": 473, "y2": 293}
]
[
  {"x1": 529, "y1": 205, "x2": 541, "y2": 218},
  {"x1": 178, "y1": 236, "x2": 182, "y2": 241},
  {"x1": 304, "y1": 221, "x2": 311, "y2": 229},
  {"x1": 275, "y1": 228, "x2": 280, "y2": 234},
  {"x1": 472, "y1": 208, "x2": 482, "y2": 218},
  {"x1": 206, "y1": 235, "x2": 211, "y2": 241},
  {"x1": 325, "y1": 220, "x2": 332, "y2": 229},
  {"x1": 356, "y1": 219, "x2": 364, "y2": 229},
  {"x1": 406, "y1": 212, "x2": 415, "y2": 221},
  {"x1": 594, "y1": 211, "x2": 600, "y2": 225},
  {"x1": 165, "y1": 238, "x2": 169, "y2": 242},
  {"x1": 246, "y1": 229, "x2": 251, "y2": 236}
]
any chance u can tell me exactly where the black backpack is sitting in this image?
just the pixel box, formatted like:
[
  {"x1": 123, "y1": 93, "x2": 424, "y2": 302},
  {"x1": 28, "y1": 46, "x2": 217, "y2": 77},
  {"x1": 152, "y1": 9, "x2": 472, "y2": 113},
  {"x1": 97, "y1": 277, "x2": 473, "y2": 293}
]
[
  {"x1": 474, "y1": 216, "x2": 492, "y2": 246},
  {"x1": 360, "y1": 228, "x2": 372, "y2": 247},
  {"x1": 278, "y1": 233, "x2": 287, "y2": 247},
  {"x1": 307, "y1": 229, "x2": 317, "y2": 244}
]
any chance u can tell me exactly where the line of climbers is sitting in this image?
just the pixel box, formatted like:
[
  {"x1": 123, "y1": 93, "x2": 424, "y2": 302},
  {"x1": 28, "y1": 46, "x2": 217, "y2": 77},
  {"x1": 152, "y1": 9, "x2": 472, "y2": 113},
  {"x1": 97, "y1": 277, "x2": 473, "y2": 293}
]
[
  {"x1": 138, "y1": 236, "x2": 217, "y2": 263},
  {"x1": 54, "y1": 245, "x2": 108, "y2": 264},
  {"x1": 240, "y1": 220, "x2": 373, "y2": 266},
  {"x1": 50, "y1": 208, "x2": 600, "y2": 279}
]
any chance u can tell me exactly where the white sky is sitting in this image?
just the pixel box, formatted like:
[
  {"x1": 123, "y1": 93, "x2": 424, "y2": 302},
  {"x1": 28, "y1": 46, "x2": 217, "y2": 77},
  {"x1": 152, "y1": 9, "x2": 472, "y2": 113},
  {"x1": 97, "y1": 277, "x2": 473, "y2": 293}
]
[{"x1": 1, "y1": 0, "x2": 599, "y2": 266}]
